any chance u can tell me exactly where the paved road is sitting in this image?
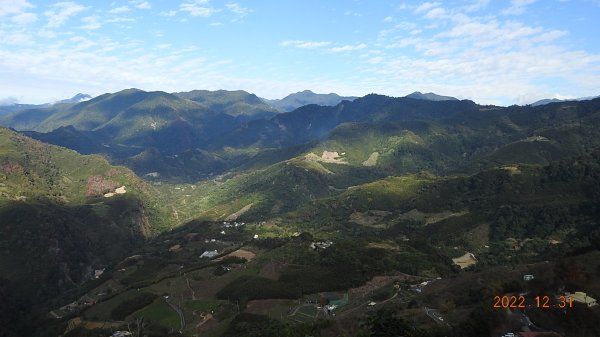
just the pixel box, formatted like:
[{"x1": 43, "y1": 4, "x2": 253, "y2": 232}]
[
  {"x1": 165, "y1": 297, "x2": 186, "y2": 332},
  {"x1": 423, "y1": 307, "x2": 445, "y2": 325}
]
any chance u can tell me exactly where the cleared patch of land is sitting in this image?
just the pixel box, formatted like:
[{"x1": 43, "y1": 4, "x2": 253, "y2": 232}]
[
  {"x1": 451, "y1": 252, "x2": 477, "y2": 269},
  {"x1": 362, "y1": 151, "x2": 379, "y2": 166},
  {"x1": 225, "y1": 203, "x2": 253, "y2": 221},
  {"x1": 216, "y1": 248, "x2": 256, "y2": 262},
  {"x1": 305, "y1": 150, "x2": 348, "y2": 164}
]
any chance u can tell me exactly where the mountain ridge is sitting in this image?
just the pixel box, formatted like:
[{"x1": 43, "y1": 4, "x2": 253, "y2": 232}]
[{"x1": 262, "y1": 89, "x2": 357, "y2": 112}]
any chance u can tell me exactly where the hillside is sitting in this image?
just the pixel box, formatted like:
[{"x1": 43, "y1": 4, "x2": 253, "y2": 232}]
[
  {"x1": 0, "y1": 126, "x2": 171, "y2": 336},
  {"x1": 174, "y1": 89, "x2": 278, "y2": 119},
  {"x1": 38, "y1": 154, "x2": 600, "y2": 337}
]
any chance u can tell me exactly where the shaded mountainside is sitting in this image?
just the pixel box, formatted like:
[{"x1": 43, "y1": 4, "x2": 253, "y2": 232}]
[
  {"x1": 262, "y1": 90, "x2": 357, "y2": 112},
  {"x1": 213, "y1": 94, "x2": 481, "y2": 150},
  {"x1": 0, "y1": 126, "x2": 171, "y2": 336}
]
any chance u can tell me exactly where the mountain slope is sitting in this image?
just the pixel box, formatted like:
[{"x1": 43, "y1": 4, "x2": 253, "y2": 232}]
[
  {"x1": 213, "y1": 94, "x2": 481, "y2": 150},
  {"x1": 0, "y1": 126, "x2": 170, "y2": 336},
  {"x1": 174, "y1": 89, "x2": 278, "y2": 119},
  {"x1": 263, "y1": 90, "x2": 357, "y2": 112}
]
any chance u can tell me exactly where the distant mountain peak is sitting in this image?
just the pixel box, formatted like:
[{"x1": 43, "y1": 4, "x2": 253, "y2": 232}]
[
  {"x1": 57, "y1": 93, "x2": 92, "y2": 104},
  {"x1": 405, "y1": 91, "x2": 458, "y2": 101},
  {"x1": 263, "y1": 90, "x2": 357, "y2": 112},
  {"x1": 530, "y1": 95, "x2": 600, "y2": 106}
]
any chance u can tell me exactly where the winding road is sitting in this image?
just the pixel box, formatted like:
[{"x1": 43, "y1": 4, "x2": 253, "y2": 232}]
[{"x1": 165, "y1": 297, "x2": 186, "y2": 332}]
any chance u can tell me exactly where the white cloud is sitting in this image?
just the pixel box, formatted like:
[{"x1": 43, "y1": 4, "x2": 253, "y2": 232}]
[
  {"x1": 109, "y1": 6, "x2": 130, "y2": 14},
  {"x1": 281, "y1": 40, "x2": 332, "y2": 49},
  {"x1": 330, "y1": 43, "x2": 367, "y2": 53},
  {"x1": 368, "y1": 6, "x2": 600, "y2": 104},
  {"x1": 344, "y1": 10, "x2": 362, "y2": 17},
  {"x1": 414, "y1": 2, "x2": 441, "y2": 14},
  {"x1": 0, "y1": 0, "x2": 33, "y2": 16},
  {"x1": 133, "y1": 1, "x2": 151, "y2": 9},
  {"x1": 180, "y1": 1, "x2": 218, "y2": 17},
  {"x1": 159, "y1": 10, "x2": 177, "y2": 17},
  {"x1": 45, "y1": 2, "x2": 87, "y2": 28},
  {"x1": 69, "y1": 36, "x2": 96, "y2": 50},
  {"x1": 424, "y1": 7, "x2": 448, "y2": 19},
  {"x1": 80, "y1": 16, "x2": 102, "y2": 30},
  {"x1": 502, "y1": 0, "x2": 537, "y2": 15},
  {"x1": 12, "y1": 12, "x2": 37, "y2": 24},
  {"x1": 226, "y1": 3, "x2": 251, "y2": 16},
  {"x1": 462, "y1": 0, "x2": 490, "y2": 12},
  {"x1": 368, "y1": 56, "x2": 384, "y2": 64},
  {"x1": 0, "y1": 30, "x2": 33, "y2": 45},
  {"x1": 383, "y1": 16, "x2": 393, "y2": 22}
]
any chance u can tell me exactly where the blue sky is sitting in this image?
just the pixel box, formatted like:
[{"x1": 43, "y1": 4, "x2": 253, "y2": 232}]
[{"x1": 0, "y1": 0, "x2": 599, "y2": 105}]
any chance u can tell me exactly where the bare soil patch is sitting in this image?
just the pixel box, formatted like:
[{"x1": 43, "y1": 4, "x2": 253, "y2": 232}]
[
  {"x1": 217, "y1": 248, "x2": 256, "y2": 262},
  {"x1": 305, "y1": 151, "x2": 348, "y2": 164},
  {"x1": 451, "y1": 252, "x2": 477, "y2": 269}
]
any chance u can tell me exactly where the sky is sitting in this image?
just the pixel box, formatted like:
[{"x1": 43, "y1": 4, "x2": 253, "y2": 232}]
[{"x1": 0, "y1": 0, "x2": 599, "y2": 106}]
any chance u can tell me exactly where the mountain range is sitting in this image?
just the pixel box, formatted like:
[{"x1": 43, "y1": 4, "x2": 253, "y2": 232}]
[
  {"x1": 261, "y1": 89, "x2": 357, "y2": 112},
  {"x1": 1, "y1": 88, "x2": 600, "y2": 337},
  {"x1": 530, "y1": 95, "x2": 600, "y2": 106}
]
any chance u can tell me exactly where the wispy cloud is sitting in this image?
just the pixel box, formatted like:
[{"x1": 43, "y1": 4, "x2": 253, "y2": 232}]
[
  {"x1": 45, "y1": 2, "x2": 87, "y2": 28},
  {"x1": 502, "y1": 0, "x2": 537, "y2": 15},
  {"x1": 159, "y1": 10, "x2": 177, "y2": 17},
  {"x1": 12, "y1": 12, "x2": 37, "y2": 24},
  {"x1": 180, "y1": 0, "x2": 218, "y2": 17},
  {"x1": 109, "y1": 6, "x2": 130, "y2": 14},
  {"x1": 330, "y1": 43, "x2": 367, "y2": 53},
  {"x1": 344, "y1": 10, "x2": 362, "y2": 17},
  {"x1": 226, "y1": 3, "x2": 251, "y2": 17},
  {"x1": 132, "y1": 1, "x2": 151, "y2": 10},
  {"x1": 0, "y1": 0, "x2": 33, "y2": 16},
  {"x1": 281, "y1": 40, "x2": 332, "y2": 49},
  {"x1": 371, "y1": 2, "x2": 600, "y2": 104},
  {"x1": 462, "y1": 0, "x2": 490, "y2": 12},
  {"x1": 414, "y1": 2, "x2": 441, "y2": 14},
  {"x1": 80, "y1": 15, "x2": 102, "y2": 30}
]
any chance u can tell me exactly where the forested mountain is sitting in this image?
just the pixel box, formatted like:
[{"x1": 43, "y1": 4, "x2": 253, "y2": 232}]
[
  {"x1": 0, "y1": 126, "x2": 169, "y2": 336},
  {"x1": 1, "y1": 92, "x2": 600, "y2": 337}
]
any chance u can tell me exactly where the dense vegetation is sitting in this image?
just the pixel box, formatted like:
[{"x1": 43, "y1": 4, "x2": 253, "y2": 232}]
[{"x1": 1, "y1": 92, "x2": 599, "y2": 336}]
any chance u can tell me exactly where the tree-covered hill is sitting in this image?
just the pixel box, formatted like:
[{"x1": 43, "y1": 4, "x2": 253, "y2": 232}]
[{"x1": 0, "y1": 126, "x2": 171, "y2": 336}]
